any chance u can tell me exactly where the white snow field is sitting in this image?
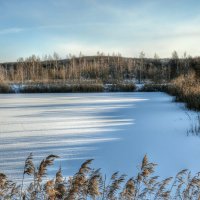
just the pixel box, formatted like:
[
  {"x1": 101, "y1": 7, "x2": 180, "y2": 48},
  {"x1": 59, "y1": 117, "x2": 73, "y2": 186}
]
[{"x1": 0, "y1": 92, "x2": 199, "y2": 182}]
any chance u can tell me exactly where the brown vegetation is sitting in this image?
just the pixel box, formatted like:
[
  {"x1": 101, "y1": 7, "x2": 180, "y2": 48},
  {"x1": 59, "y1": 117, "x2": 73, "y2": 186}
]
[
  {"x1": 1, "y1": 154, "x2": 200, "y2": 199},
  {"x1": 0, "y1": 51, "x2": 196, "y2": 85},
  {"x1": 168, "y1": 72, "x2": 200, "y2": 110},
  {"x1": 138, "y1": 83, "x2": 168, "y2": 92},
  {"x1": 187, "y1": 114, "x2": 200, "y2": 136}
]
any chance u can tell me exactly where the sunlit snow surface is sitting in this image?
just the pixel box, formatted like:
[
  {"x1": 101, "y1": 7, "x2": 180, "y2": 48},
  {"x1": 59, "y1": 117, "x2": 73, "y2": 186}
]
[{"x1": 0, "y1": 92, "x2": 199, "y2": 182}]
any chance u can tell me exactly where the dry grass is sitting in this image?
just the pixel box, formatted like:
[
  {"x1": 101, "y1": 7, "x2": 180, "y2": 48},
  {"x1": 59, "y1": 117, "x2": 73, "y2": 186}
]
[
  {"x1": 0, "y1": 82, "x2": 136, "y2": 93},
  {"x1": 168, "y1": 71, "x2": 200, "y2": 111},
  {"x1": 1, "y1": 154, "x2": 200, "y2": 199},
  {"x1": 138, "y1": 84, "x2": 168, "y2": 92},
  {"x1": 186, "y1": 113, "x2": 200, "y2": 136},
  {"x1": 19, "y1": 83, "x2": 104, "y2": 93}
]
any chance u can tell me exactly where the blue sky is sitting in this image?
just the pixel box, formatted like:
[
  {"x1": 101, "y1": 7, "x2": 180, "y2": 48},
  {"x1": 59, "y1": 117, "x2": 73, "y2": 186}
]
[{"x1": 0, "y1": 0, "x2": 200, "y2": 61}]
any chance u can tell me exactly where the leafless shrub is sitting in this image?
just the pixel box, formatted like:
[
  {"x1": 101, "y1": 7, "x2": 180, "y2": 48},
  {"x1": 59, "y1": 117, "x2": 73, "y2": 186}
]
[{"x1": 187, "y1": 114, "x2": 200, "y2": 136}]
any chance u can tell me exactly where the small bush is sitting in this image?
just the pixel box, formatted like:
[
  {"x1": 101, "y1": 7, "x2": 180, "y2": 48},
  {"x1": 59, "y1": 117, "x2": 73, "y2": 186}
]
[
  {"x1": 139, "y1": 83, "x2": 169, "y2": 92},
  {"x1": 106, "y1": 83, "x2": 136, "y2": 92},
  {"x1": 0, "y1": 83, "x2": 10, "y2": 93}
]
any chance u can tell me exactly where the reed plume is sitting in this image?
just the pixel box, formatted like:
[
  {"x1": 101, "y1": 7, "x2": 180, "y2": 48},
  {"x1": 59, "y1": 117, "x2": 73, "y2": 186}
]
[{"x1": 2, "y1": 154, "x2": 200, "y2": 199}]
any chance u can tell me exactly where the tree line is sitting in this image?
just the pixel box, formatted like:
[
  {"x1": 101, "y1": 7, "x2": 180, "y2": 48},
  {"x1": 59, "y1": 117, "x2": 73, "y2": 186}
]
[{"x1": 0, "y1": 51, "x2": 199, "y2": 84}]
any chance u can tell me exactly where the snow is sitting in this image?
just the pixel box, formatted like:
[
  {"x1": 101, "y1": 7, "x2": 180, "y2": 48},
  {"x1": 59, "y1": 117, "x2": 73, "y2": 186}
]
[
  {"x1": 10, "y1": 84, "x2": 21, "y2": 93},
  {"x1": 135, "y1": 83, "x2": 145, "y2": 91},
  {"x1": 0, "y1": 92, "x2": 199, "y2": 183}
]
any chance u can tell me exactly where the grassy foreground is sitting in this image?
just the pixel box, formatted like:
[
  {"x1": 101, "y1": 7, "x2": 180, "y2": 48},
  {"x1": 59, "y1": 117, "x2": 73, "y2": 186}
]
[{"x1": 1, "y1": 154, "x2": 200, "y2": 200}]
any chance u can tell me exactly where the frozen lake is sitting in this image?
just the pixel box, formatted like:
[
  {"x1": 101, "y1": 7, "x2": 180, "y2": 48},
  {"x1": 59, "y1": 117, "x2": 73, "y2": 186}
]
[{"x1": 0, "y1": 92, "x2": 199, "y2": 182}]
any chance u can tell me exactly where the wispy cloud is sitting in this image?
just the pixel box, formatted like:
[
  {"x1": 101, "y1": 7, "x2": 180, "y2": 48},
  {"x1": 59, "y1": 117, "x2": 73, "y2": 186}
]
[
  {"x1": 0, "y1": 28, "x2": 24, "y2": 35},
  {"x1": 0, "y1": 0, "x2": 200, "y2": 61},
  {"x1": 0, "y1": 25, "x2": 67, "y2": 35}
]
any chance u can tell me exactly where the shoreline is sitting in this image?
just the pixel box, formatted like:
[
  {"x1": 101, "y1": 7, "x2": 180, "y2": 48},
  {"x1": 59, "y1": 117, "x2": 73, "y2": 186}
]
[
  {"x1": 0, "y1": 82, "x2": 171, "y2": 94},
  {"x1": 0, "y1": 82, "x2": 137, "y2": 93}
]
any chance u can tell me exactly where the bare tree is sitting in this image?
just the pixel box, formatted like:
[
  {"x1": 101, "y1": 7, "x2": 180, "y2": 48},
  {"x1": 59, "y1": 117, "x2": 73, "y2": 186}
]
[{"x1": 139, "y1": 51, "x2": 145, "y2": 83}]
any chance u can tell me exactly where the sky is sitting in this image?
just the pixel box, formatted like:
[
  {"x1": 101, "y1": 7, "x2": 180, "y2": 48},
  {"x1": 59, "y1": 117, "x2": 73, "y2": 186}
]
[{"x1": 0, "y1": 0, "x2": 200, "y2": 62}]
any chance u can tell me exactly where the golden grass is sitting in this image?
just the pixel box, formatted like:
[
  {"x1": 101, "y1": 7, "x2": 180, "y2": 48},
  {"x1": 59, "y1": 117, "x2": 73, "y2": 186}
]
[
  {"x1": 1, "y1": 154, "x2": 200, "y2": 199},
  {"x1": 168, "y1": 71, "x2": 200, "y2": 111}
]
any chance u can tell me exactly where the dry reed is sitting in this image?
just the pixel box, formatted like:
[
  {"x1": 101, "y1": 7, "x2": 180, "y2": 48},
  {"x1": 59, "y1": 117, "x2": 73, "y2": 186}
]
[{"x1": 1, "y1": 154, "x2": 200, "y2": 199}]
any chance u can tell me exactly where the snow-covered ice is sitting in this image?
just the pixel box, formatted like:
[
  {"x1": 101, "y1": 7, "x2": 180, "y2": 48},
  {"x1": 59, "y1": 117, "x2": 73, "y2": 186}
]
[{"x1": 0, "y1": 92, "x2": 199, "y2": 182}]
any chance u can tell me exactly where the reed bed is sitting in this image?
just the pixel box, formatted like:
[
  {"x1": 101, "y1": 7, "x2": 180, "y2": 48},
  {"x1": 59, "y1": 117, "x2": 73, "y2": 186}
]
[
  {"x1": 1, "y1": 154, "x2": 200, "y2": 199},
  {"x1": 167, "y1": 72, "x2": 200, "y2": 111},
  {"x1": 0, "y1": 82, "x2": 136, "y2": 93},
  {"x1": 20, "y1": 83, "x2": 104, "y2": 93}
]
